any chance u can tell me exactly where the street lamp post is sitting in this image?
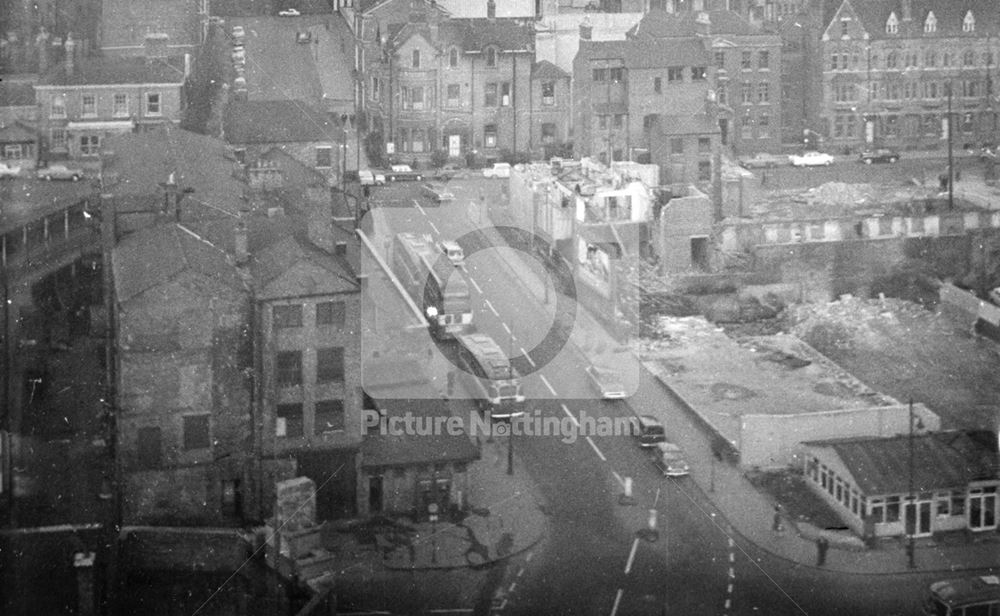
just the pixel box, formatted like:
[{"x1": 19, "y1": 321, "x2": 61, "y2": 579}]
[{"x1": 907, "y1": 399, "x2": 917, "y2": 569}]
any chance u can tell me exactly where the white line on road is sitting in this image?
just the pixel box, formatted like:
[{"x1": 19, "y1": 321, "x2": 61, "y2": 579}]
[
  {"x1": 611, "y1": 470, "x2": 627, "y2": 490},
  {"x1": 520, "y1": 348, "x2": 536, "y2": 367},
  {"x1": 653, "y1": 486, "x2": 661, "y2": 508},
  {"x1": 509, "y1": 582, "x2": 517, "y2": 593},
  {"x1": 729, "y1": 552, "x2": 735, "y2": 562},
  {"x1": 502, "y1": 322, "x2": 512, "y2": 335},
  {"x1": 728, "y1": 538, "x2": 734, "y2": 548},
  {"x1": 585, "y1": 436, "x2": 606, "y2": 461},
  {"x1": 413, "y1": 199, "x2": 426, "y2": 216},
  {"x1": 725, "y1": 598, "x2": 731, "y2": 610},
  {"x1": 484, "y1": 300, "x2": 499, "y2": 316},
  {"x1": 525, "y1": 552, "x2": 534, "y2": 563},
  {"x1": 428, "y1": 221, "x2": 440, "y2": 235},
  {"x1": 561, "y1": 404, "x2": 581, "y2": 428},
  {"x1": 727, "y1": 584, "x2": 733, "y2": 594},
  {"x1": 540, "y1": 375, "x2": 557, "y2": 395},
  {"x1": 728, "y1": 567, "x2": 735, "y2": 579},
  {"x1": 517, "y1": 568, "x2": 524, "y2": 578},
  {"x1": 469, "y1": 277, "x2": 482, "y2": 293},
  {"x1": 610, "y1": 589, "x2": 624, "y2": 616},
  {"x1": 624, "y1": 538, "x2": 640, "y2": 574}
]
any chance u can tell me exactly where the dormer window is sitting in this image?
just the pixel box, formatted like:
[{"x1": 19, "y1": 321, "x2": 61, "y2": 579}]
[
  {"x1": 485, "y1": 47, "x2": 497, "y2": 68},
  {"x1": 924, "y1": 11, "x2": 936, "y2": 33},
  {"x1": 449, "y1": 47, "x2": 458, "y2": 68},
  {"x1": 412, "y1": 49, "x2": 420, "y2": 68},
  {"x1": 963, "y1": 10, "x2": 975, "y2": 33},
  {"x1": 886, "y1": 11, "x2": 898, "y2": 34}
]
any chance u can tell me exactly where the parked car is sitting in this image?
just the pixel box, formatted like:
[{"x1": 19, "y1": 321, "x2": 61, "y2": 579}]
[
  {"x1": 231, "y1": 25, "x2": 245, "y2": 41},
  {"x1": 421, "y1": 182, "x2": 455, "y2": 203},
  {"x1": 789, "y1": 151, "x2": 835, "y2": 167},
  {"x1": 858, "y1": 148, "x2": 900, "y2": 164},
  {"x1": 585, "y1": 365, "x2": 627, "y2": 399},
  {"x1": 358, "y1": 169, "x2": 385, "y2": 186},
  {"x1": 633, "y1": 415, "x2": 666, "y2": 447},
  {"x1": 482, "y1": 162, "x2": 511, "y2": 179},
  {"x1": 653, "y1": 441, "x2": 690, "y2": 477},
  {"x1": 738, "y1": 153, "x2": 787, "y2": 169},
  {"x1": 0, "y1": 162, "x2": 22, "y2": 179},
  {"x1": 37, "y1": 163, "x2": 84, "y2": 181},
  {"x1": 387, "y1": 164, "x2": 423, "y2": 182},
  {"x1": 278, "y1": 8, "x2": 300, "y2": 16},
  {"x1": 438, "y1": 240, "x2": 465, "y2": 269},
  {"x1": 979, "y1": 146, "x2": 998, "y2": 162}
]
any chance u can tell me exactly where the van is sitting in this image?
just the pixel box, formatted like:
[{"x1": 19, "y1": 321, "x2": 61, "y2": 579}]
[
  {"x1": 421, "y1": 182, "x2": 455, "y2": 203},
  {"x1": 438, "y1": 240, "x2": 465, "y2": 268},
  {"x1": 358, "y1": 169, "x2": 385, "y2": 186},
  {"x1": 633, "y1": 415, "x2": 666, "y2": 447}
]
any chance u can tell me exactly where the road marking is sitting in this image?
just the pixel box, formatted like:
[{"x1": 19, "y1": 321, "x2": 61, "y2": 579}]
[
  {"x1": 525, "y1": 552, "x2": 534, "y2": 563},
  {"x1": 428, "y1": 221, "x2": 440, "y2": 235},
  {"x1": 653, "y1": 486, "x2": 661, "y2": 508},
  {"x1": 413, "y1": 199, "x2": 426, "y2": 216},
  {"x1": 516, "y1": 568, "x2": 524, "y2": 578},
  {"x1": 728, "y1": 567, "x2": 735, "y2": 578},
  {"x1": 469, "y1": 277, "x2": 482, "y2": 293},
  {"x1": 727, "y1": 584, "x2": 733, "y2": 593},
  {"x1": 540, "y1": 375, "x2": 557, "y2": 395},
  {"x1": 520, "y1": 348, "x2": 536, "y2": 367},
  {"x1": 725, "y1": 598, "x2": 731, "y2": 610},
  {"x1": 561, "y1": 404, "x2": 580, "y2": 428},
  {"x1": 624, "y1": 538, "x2": 640, "y2": 574},
  {"x1": 502, "y1": 322, "x2": 512, "y2": 335},
  {"x1": 586, "y1": 436, "x2": 606, "y2": 461},
  {"x1": 729, "y1": 552, "x2": 735, "y2": 562},
  {"x1": 611, "y1": 470, "x2": 627, "y2": 490},
  {"x1": 610, "y1": 589, "x2": 624, "y2": 616},
  {"x1": 484, "y1": 300, "x2": 499, "y2": 316},
  {"x1": 509, "y1": 582, "x2": 517, "y2": 593},
  {"x1": 728, "y1": 538, "x2": 734, "y2": 548}
]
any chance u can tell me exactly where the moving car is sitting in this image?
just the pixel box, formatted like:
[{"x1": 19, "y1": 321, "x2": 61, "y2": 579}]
[
  {"x1": 358, "y1": 169, "x2": 386, "y2": 186},
  {"x1": 653, "y1": 441, "x2": 690, "y2": 477},
  {"x1": 738, "y1": 153, "x2": 787, "y2": 169},
  {"x1": 858, "y1": 148, "x2": 900, "y2": 164},
  {"x1": 387, "y1": 164, "x2": 423, "y2": 182},
  {"x1": 278, "y1": 8, "x2": 300, "y2": 16},
  {"x1": 438, "y1": 240, "x2": 465, "y2": 268},
  {"x1": 421, "y1": 182, "x2": 456, "y2": 203},
  {"x1": 585, "y1": 365, "x2": 627, "y2": 399},
  {"x1": 482, "y1": 162, "x2": 511, "y2": 179},
  {"x1": 0, "y1": 162, "x2": 22, "y2": 179},
  {"x1": 633, "y1": 415, "x2": 666, "y2": 447},
  {"x1": 789, "y1": 151, "x2": 835, "y2": 167},
  {"x1": 38, "y1": 163, "x2": 84, "y2": 181}
]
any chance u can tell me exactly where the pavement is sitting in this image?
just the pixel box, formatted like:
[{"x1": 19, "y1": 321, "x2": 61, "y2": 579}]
[{"x1": 482, "y1": 196, "x2": 1000, "y2": 576}]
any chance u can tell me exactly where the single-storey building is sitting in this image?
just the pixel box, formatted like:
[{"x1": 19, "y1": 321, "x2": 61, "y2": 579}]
[{"x1": 802, "y1": 431, "x2": 999, "y2": 540}]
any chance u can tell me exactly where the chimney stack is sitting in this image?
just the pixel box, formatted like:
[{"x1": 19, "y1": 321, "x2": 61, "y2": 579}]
[
  {"x1": 64, "y1": 33, "x2": 75, "y2": 77},
  {"x1": 901, "y1": 0, "x2": 912, "y2": 21},
  {"x1": 694, "y1": 12, "x2": 711, "y2": 37},
  {"x1": 580, "y1": 17, "x2": 593, "y2": 41},
  {"x1": 234, "y1": 219, "x2": 249, "y2": 264},
  {"x1": 144, "y1": 33, "x2": 169, "y2": 60},
  {"x1": 36, "y1": 27, "x2": 50, "y2": 74}
]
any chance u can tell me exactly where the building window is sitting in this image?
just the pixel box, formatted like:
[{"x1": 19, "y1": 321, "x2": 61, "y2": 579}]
[
  {"x1": 145, "y1": 92, "x2": 161, "y2": 115},
  {"x1": 951, "y1": 490, "x2": 966, "y2": 516},
  {"x1": 3, "y1": 144, "x2": 22, "y2": 159},
  {"x1": 924, "y1": 10, "x2": 937, "y2": 33},
  {"x1": 541, "y1": 81, "x2": 555, "y2": 105},
  {"x1": 741, "y1": 114, "x2": 753, "y2": 138},
  {"x1": 113, "y1": 93, "x2": 128, "y2": 117},
  {"x1": 698, "y1": 137, "x2": 710, "y2": 153},
  {"x1": 315, "y1": 400, "x2": 345, "y2": 434},
  {"x1": 500, "y1": 82, "x2": 511, "y2": 106},
  {"x1": 276, "y1": 403, "x2": 303, "y2": 437},
  {"x1": 50, "y1": 128, "x2": 67, "y2": 150},
  {"x1": 486, "y1": 47, "x2": 497, "y2": 68},
  {"x1": 697, "y1": 160, "x2": 711, "y2": 181},
  {"x1": 182, "y1": 415, "x2": 210, "y2": 450},
  {"x1": 757, "y1": 83, "x2": 770, "y2": 103},
  {"x1": 691, "y1": 66, "x2": 706, "y2": 81},
  {"x1": 446, "y1": 83, "x2": 460, "y2": 106},
  {"x1": 371, "y1": 76, "x2": 380, "y2": 101},
  {"x1": 670, "y1": 138, "x2": 683, "y2": 154},
  {"x1": 943, "y1": 52, "x2": 953, "y2": 67},
  {"x1": 717, "y1": 84, "x2": 727, "y2": 105},
  {"x1": 654, "y1": 77, "x2": 661, "y2": 94},
  {"x1": 963, "y1": 10, "x2": 975, "y2": 33},
  {"x1": 741, "y1": 51, "x2": 752, "y2": 69},
  {"x1": 541, "y1": 122, "x2": 556, "y2": 144},
  {"x1": 79, "y1": 135, "x2": 100, "y2": 156},
  {"x1": 667, "y1": 66, "x2": 683, "y2": 82},
  {"x1": 886, "y1": 12, "x2": 898, "y2": 34},
  {"x1": 714, "y1": 51, "x2": 725, "y2": 69},
  {"x1": 449, "y1": 48, "x2": 458, "y2": 68},
  {"x1": 485, "y1": 83, "x2": 498, "y2": 107},
  {"x1": 609, "y1": 67, "x2": 624, "y2": 82},
  {"x1": 613, "y1": 114, "x2": 624, "y2": 129},
  {"x1": 410, "y1": 86, "x2": 425, "y2": 110},
  {"x1": 273, "y1": 304, "x2": 303, "y2": 328},
  {"x1": 924, "y1": 51, "x2": 936, "y2": 67},
  {"x1": 51, "y1": 96, "x2": 66, "y2": 118},
  {"x1": 276, "y1": 351, "x2": 302, "y2": 387},
  {"x1": 758, "y1": 51, "x2": 769, "y2": 69},
  {"x1": 886, "y1": 52, "x2": 897, "y2": 69},
  {"x1": 316, "y1": 301, "x2": 345, "y2": 327},
  {"x1": 963, "y1": 50, "x2": 975, "y2": 67},
  {"x1": 137, "y1": 426, "x2": 162, "y2": 469},
  {"x1": 484, "y1": 125, "x2": 497, "y2": 148},
  {"x1": 592, "y1": 67, "x2": 607, "y2": 82},
  {"x1": 412, "y1": 49, "x2": 420, "y2": 68},
  {"x1": 598, "y1": 115, "x2": 607, "y2": 129},
  {"x1": 840, "y1": 19, "x2": 848, "y2": 38},
  {"x1": 82, "y1": 94, "x2": 96, "y2": 117},
  {"x1": 315, "y1": 146, "x2": 332, "y2": 168},
  {"x1": 885, "y1": 496, "x2": 901, "y2": 522},
  {"x1": 741, "y1": 82, "x2": 752, "y2": 104}
]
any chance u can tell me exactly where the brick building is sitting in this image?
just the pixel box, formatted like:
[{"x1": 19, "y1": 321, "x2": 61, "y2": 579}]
[
  {"x1": 99, "y1": 0, "x2": 209, "y2": 56},
  {"x1": 820, "y1": 0, "x2": 1000, "y2": 151},
  {"x1": 529, "y1": 60, "x2": 573, "y2": 159}
]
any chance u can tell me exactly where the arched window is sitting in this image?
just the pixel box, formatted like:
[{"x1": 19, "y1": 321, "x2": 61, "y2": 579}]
[
  {"x1": 924, "y1": 50, "x2": 936, "y2": 67},
  {"x1": 449, "y1": 48, "x2": 458, "y2": 68},
  {"x1": 886, "y1": 51, "x2": 897, "y2": 69},
  {"x1": 963, "y1": 10, "x2": 975, "y2": 33},
  {"x1": 485, "y1": 47, "x2": 497, "y2": 68},
  {"x1": 963, "y1": 50, "x2": 975, "y2": 66},
  {"x1": 923, "y1": 11, "x2": 936, "y2": 33},
  {"x1": 885, "y1": 11, "x2": 898, "y2": 34},
  {"x1": 412, "y1": 49, "x2": 420, "y2": 68}
]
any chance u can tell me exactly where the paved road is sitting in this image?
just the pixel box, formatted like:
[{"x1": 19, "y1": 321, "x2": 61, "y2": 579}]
[{"x1": 366, "y1": 174, "x2": 949, "y2": 615}]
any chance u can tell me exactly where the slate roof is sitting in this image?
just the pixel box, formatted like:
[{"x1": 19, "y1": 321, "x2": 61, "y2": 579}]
[
  {"x1": 804, "y1": 430, "x2": 1000, "y2": 496},
  {"x1": 392, "y1": 17, "x2": 534, "y2": 53},
  {"x1": 250, "y1": 235, "x2": 358, "y2": 298},
  {"x1": 113, "y1": 223, "x2": 246, "y2": 304},
  {"x1": 628, "y1": 9, "x2": 763, "y2": 39},
  {"x1": 37, "y1": 55, "x2": 187, "y2": 87},
  {"x1": 838, "y1": 0, "x2": 1000, "y2": 40},
  {"x1": 533, "y1": 59, "x2": 570, "y2": 80},
  {"x1": 0, "y1": 121, "x2": 37, "y2": 143},
  {"x1": 224, "y1": 101, "x2": 338, "y2": 145},
  {"x1": 577, "y1": 38, "x2": 709, "y2": 69},
  {"x1": 0, "y1": 81, "x2": 36, "y2": 106}
]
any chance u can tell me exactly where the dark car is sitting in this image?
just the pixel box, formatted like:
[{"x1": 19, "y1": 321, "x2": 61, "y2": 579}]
[{"x1": 859, "y1": 148, "x2": 900, "y2": 164}]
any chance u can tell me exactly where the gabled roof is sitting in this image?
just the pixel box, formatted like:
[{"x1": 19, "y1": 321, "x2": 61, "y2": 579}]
[
  {"x1": 250, "y1": 235, "x2": 358, "y2": 300},
  {"x1": 113, "y1": 223, "x2": 246, "y2": 304},
  {"x1": 804, "y1": 430, "x2": 1000, "y2": 495},
  {"x1": 0, "y1": 81, "x2": 36, "y2": 106},
  {"x1": 628, "y1": 9, "x2": 764, "y2": 39},
  {"x1": 533, "y1": 59, "x2": 570, "y2": 80},
  {"x1": 577, "y1": 37, "x2": 709, "y2": 69},
  {"x1": 224, "y1": 100, "x2": 338, "y2": 145},
  {"x1": 0, "y1": 121, "x2": 36, "y2": 143},
  {"x1": 390, "y1": 17, "x2": 534, "y2": 53},
  {"x1": 836, "y1": 0, "x2": 1000, "y2": 40},
  {"x1": 37, "y1": 55, "x2": 187, "y2": 87}
]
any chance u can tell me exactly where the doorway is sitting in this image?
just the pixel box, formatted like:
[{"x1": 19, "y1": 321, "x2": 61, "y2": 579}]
[
  {"x1": 690, "y1": 236, "x2": 709, "y2": 270},
  {"x1": 968, "y1": 485, "x2": 998, "y2": 531},
  {"x1": 369, "y1": 474, "x2": 383, "y2": 513},
  {"x1": 448, "y1": 134, "x2": 461, "y2": 158},
  {"x1": 904, "y1": 498, "x2": 933, "y2": 537}
]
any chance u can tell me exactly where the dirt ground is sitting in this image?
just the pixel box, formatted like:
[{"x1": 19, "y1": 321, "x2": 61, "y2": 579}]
[{"x1": 728, "y1": 295, "x2": 1000, "y2": 431}]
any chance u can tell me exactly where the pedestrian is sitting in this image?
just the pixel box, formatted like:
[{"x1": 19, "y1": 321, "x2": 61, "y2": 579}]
[
  {"x1": 816, "y1": 536, "x2": 829, "y2": 566},
  {"x1": 772, "y1": 505, "x2": 784, "y2": 532},
  {"x1": 939, "y1": 173, "x2": 948, "y2": 192},
  {"x1": 955, "y1": 168, "x2": 962, "y2": 182},
  {"x1": 761, "y1": 171, "x2": 768, "y2": 186}
]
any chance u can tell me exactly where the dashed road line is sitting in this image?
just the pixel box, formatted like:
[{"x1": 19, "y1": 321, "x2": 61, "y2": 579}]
[
  {"x1": 560, "y1": 404, "x2": 581, "y2": 428},
  {"x1": 624, "y1": 538, "x2": 640, "y2": 574},
  {"x1": 502, "y1": 322, "x2": 512, "y2": 335},
  {"x1": 428, "y1": 221, "x2": 440, "y2": 235},
  {"x1": 525, "y1": 552, "x2": 534, "y2": 563},
  {"x1": 610, "y1": 589, "x2": 624, "y2": 616},
  {"x1": 540, "y1": 375, "x2": 557, "y2": 395},
  {"x1": 611, "y1": 470, "x2": 627, "y2": 489},
  {"x1": 469, "y1": 277, "x2": 482, "y2": 293},
  {"x1": 413, "y1": 199, "x2": 426, "y2": 216},
  {"x1": 728, "y1": 567, "x2": 735, "y2": 578},
  {"x1": 484, "y1": 300, "x2": 499, "y2": 316},
  {"x1": 520, "y1": 348, "x2": 536, "y2": 367},
  {"x1": 508, "y1": 582, "x2": 517, "y2": 593},
  {"x1": 585, "y1": 436, "x2": 607, "y2": 461},
  {"x1": 516, "y1": 568, "x2": 524, "y2": 578}
]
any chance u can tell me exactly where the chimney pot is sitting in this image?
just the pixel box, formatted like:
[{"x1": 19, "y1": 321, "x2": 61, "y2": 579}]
[
  {"x1": 580, "y1": 17, "x2": 593, "y2": 41},
  {"x1": 64, "y1": 33, "x2": 75, "y2": 76}
]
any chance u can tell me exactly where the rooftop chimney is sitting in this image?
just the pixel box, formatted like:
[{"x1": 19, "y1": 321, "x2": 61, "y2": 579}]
[
  {"x1": 144, "y1": 33, "x2": 170, "y2": 60},
  {"x1": 64, "y1": 33, "x2": 75, "y2": 77},
  {"x1": 694, "y1": 12, "x2": 711, "y2": 36},
  {"x1": 901, "y1": 0, "x2": 912, "y2": 21},
  {"x1": 580, "y1": 17, "x2": 593, "y2": 41},
  {"x1": 234, "y1": 219, "x2": 249, "y2": 264}
]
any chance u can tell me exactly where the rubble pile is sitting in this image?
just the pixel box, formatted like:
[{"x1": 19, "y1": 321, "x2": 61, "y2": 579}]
[
  {"x1": 786, "y1": 293, "x2": 938, "y2": 351},
  {"x1": 804, "y1": 182, "x2": 876, "y2": 208},
  {"x1": 632, "y1": 315, "x2": 725, "y2": 354}
]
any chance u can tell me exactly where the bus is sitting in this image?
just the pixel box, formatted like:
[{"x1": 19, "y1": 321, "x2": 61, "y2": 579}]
[
  {"x1": 923, "y1": 575, "x2": 1000, "y2": 616},
  {"x1": 392, "y1": 232, "x2": 473, "y2": 338},
  {"x1": 452, "y1": 332, "x2": 526, "y2": 420}
]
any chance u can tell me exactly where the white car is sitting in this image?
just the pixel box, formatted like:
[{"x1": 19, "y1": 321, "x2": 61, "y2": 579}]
[
  {"x1": 387, "y1": 164, "x2": 422, "y2": 181},
  {"x1": 482, "y1": 162, "x2": 511, "y2": 178},
  {"x1": 789, "y1": 151, "x2": 834, "y2": 167},
  {"x1": 38, "y1": 163, "x2": 84, "y2": 181},
  {"x1": 358, "y1": 169, "x2": 386, "y2": 186},
  {"x1": 0, "y1": 161, "x2": 22, "y2": 179},
  {"x1": 438, "y1": 240, "x2": 465, "y2": 268},
  {"x1": 585, "y1": 365, "x2": 627, "y2": 399},
  {"x1": 278, "y1": 8, "x2": 301, "y2": 16}
]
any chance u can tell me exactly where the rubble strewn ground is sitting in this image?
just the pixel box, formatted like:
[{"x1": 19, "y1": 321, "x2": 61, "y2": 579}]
[{"x1": 746, "y1": 179, "x2": 956, "y2": 221}]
